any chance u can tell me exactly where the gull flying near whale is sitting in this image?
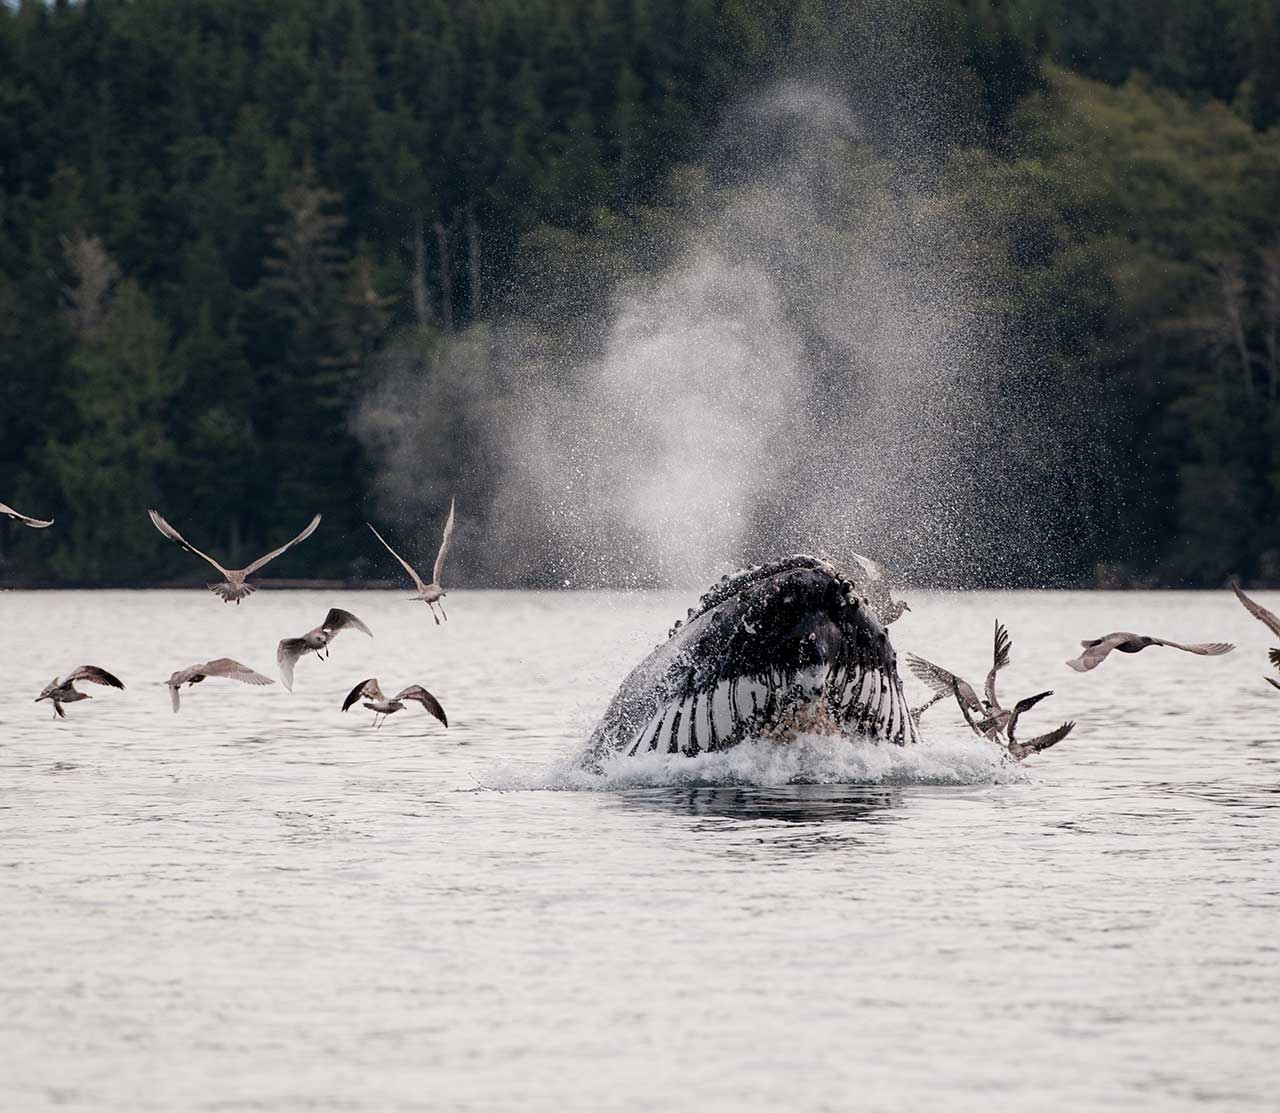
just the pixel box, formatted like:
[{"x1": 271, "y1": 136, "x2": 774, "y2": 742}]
[
  {"x1": 166, "y1": 658, "x2": 274, "y2": 712},
  {"x1": 277, "y1": 608, "x2": 372, "y2": 690},
  {"x1": 1230, "y1": 583, "x2": 1280, "y2": 690},
  {"x1": 1066, "y1": 632, "x2": 1233, "y2": 672},
  {"x1": 341, "y1": 678, "x2": 448, "y2": 728},
  {"x1": 147, "y1": 509, "x2": 321, "y2": 603},
  {"x1": 367, "y1": 497, "x2": 455, "y2": 623},
  {"x1": 821, "y1": 549, "x2": 910, "y2": 624},
  {"x1": 1, "y1": 502, "x2": 53, "y2": 528},
  {"x1": 35, "y1": 666, "x2": 125, "y2": 719},
  {"x1": 908, "y1": 621, "x2": 1074, "y2": 760}
]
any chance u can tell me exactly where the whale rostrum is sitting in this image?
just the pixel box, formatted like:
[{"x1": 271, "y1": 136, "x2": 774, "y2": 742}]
[{"x1": 584, "y1": 555, "x2": 920, "y2": 767}]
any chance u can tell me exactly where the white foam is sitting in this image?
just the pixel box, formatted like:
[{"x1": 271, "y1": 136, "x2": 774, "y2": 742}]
[{"x1": 476, "y1": 731, "x2": 1028, "y2": 792}]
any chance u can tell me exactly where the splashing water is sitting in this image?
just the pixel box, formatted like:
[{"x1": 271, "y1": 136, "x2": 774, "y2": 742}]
[{"x1": 476, "y1": 730, "x2": 1027, "y2": 793}]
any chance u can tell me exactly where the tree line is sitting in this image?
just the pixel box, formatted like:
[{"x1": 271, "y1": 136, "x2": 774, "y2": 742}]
[{"x1": 1, "y1": 0, "x2": 1279, "y2": 586}]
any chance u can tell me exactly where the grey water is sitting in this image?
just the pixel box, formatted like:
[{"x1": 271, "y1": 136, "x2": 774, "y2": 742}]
[{"x1": 2, "y1": 588, "x2": 1278, "y2": 1111}]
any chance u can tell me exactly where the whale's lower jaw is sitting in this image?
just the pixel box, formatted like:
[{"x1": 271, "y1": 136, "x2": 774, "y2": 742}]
[{"x1": 620, "y1": 661, "x2": 917, "y2": 759}]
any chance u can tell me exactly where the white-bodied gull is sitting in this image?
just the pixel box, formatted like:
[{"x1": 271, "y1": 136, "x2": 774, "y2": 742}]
[{"x1": 367, "y1": 497, "x2": 456, "y2": 623}]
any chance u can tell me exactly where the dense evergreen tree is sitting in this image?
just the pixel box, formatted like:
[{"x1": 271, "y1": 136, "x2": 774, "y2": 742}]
[{"x1": 0, "y1": 0, "x2": 1278, "y2": 584}]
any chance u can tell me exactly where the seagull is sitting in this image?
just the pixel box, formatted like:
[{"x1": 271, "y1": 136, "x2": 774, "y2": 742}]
[
  {"x1": 1, "y1": 502, "x2": 53, "y2": 528},
  {"x1": 908, "y1": 621, "x2": 1073, "y2": 759},
  {"x1": 821, "y1": 549, "x2": 909, "y2": 624},
  {"x1": 341, "y1": 678, "x2": 448, "y2": 728},
  {"x1": 367, "y1": 497, "x2": 456, "y2": 623},
  {"x1": 147, "y1": 509, "x2": 321, "y2": 603},
  {"x1": 35, "y1": 666, "x2": 124, "y2": 718},
  {"x1": 1066, "y1": 633, "x2": 1234, "y2": 672},
  {"x1": 1230, "y1": 583, "x2": 1280, "y2": 690},
  {"x1": 277, "y1": 608, "x2": 372, "y2": 690},
  {"x1": 166, "y1": 658, "x2": 274, "y2": 712}
]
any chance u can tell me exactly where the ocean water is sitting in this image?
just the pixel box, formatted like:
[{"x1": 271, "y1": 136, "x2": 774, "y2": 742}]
[{"x1": 1, "y1": 588, "x2": 1278, "y2": 1111}]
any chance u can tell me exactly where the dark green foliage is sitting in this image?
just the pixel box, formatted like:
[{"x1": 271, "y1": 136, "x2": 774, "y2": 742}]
[{"x1": 0, "y1": 0, "x2": 1278, "y2": 584}]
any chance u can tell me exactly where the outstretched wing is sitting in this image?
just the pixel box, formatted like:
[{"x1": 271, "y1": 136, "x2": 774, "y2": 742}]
[
  {"x1": 65, "y1": 665, "x2": 125, "y2": 689},
  {"x1": 342, "y1": 678, "x2": 382, "y2": 711},
  {"x1": 432, "y1": 497, "x2": 456, "y2": 587},
  {"x1": 322, "y1": 608, "x2": 372, "y2": 638},
  {"x1": 1007, "y1": 689, "x2": 1053, "y2": 742},
  {"x1": 394, "y1": 685, "x2": 448, "y2": 727},
  {"x1": 148, "y1": 509, "x2": 229, "y2": 576},
  {"x1": 367, "y1": 523, "x2": 426, "y2": 591},
  {"x1": 907, "y1": 654, "x2": 981, "y2": 710},
  {"x1": 1009, "y1": 721, "x2": 1075, "y2": 761},
  {"x1": 1232, "y1": 583, "x2": 1280, "y2": 640},
  {"x1": 909, "y1": 691, "x2": 946, "y2": 727},
  {"x1": 242, "y1": 513, "x2": 322, "y2": 575},
  {"x1": 276, "y1": 639, "x2": 308, "y2": 691},
  {"x1": 0, "y1": 502, "x2": 53, "y2": 527},
  {"x1": 1151, "y1": 639, "x2": 1234, "y2": 657},
  {"x1": 201, "y1": 658, "x2": 275, "y2": 686},
  {"x1": 1269, "y1": 647, "x2": 1280, "y2": 673},
  {"x1": 985, "y1": 621, "x2": 1011, "y2": 708},
  {"x1": 1066, "y1": 633, "x2": 1128, "y2": 672},
  {"x1": 169, "y1": 683, "x2": 181, "y2": 713}
]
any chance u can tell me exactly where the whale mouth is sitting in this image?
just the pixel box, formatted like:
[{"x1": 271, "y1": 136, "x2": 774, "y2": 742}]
[{"x1": 586, "y1": 555, "x2": 920, "y2": 767}]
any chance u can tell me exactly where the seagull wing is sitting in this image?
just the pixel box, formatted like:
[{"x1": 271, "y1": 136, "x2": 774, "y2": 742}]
[
  {"x1": 1065, "y1": 633, "x2": 1129, "y2": 672},
  {"x1": 342, "y1": 678, "x2": 382, "y2": 711},
  {"x1": 367, "y1": 523, "x2": 426, "y2": 591},
  {"x1": 200, "y1": 658, "x2": 275, "y2": 686},
  {"x1": 1150, "y1": 639, "x2": 1235, "y2": 656},
  {"x1": 0, "y1": 502, "x2": 53, "y2": 527},
  {"x1": 1009, "y1": 721, "x2": 1075, "y2": 761},
  {"x1": 907, "y1": 654, "x2": 982, "y2": 710},
  {"x1": 148, "y1": 509, "x2": 230, "y2": 576},
  {"x1": 1232, "y1": 583, "x2": 1280, "y2": 640},
  {"x1": 65, "y1": 665, "x2": 125, "y2": 689},
  {"x1": 322, "y1": 608, "x2": 372, "y2": 638},
  {"x1": 394, "y1": 685, "x2": 448, "y2": 727},
  {"x1": 169, "y1": 683, "x2": 181, "y2": 713},
  {"x1": 432, "y1": 497, "x2": 456, "y2": 587},
  {"x1": 242, "y1": 513, "x2": 322, "y2": 575},
  {"x1": 909, "y1": 691, "x2": 946, "y2": 726},
  {"x1": 985, "y1": 621, "x2": 1011, "y2": 709},
  {"x1": 1007, "y1": 690, "x2": 1053, "y2": 742},
  {"x1": 276, "y1": 639, "x2": 308, "y2": 691},
  {"x1": 1269, "y1": 647, "x2": 1280, "y2": 674}
]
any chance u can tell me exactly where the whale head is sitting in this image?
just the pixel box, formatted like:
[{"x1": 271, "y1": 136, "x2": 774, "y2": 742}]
[{"x1": 585, "y1": 554, "x2": 920, "y2": 768}]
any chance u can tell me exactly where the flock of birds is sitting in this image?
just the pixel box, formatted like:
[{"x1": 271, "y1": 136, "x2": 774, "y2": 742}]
[
  {"x1": 2, "y1": 499, "x2": 457, "y2": 727},
  {"x1": 8, "y1": 499, "x2": 1280, "y2": 753},
  {"x1": 829, "y1": 553, "x2": 1277, "y2": 760}
]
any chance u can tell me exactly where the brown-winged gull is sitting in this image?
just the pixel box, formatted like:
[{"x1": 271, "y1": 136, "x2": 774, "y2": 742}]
[
  {"x1": 36, "y1": 666, "x2": 125, "y2": 718},
  {"x1": 341, "y1": 678, "x2": 448, "y2": 728},
  {"x1": 147, "y1": 509, "x2": 321, "y2": 603},
  {"x1": 367, "y1": 497, "x2": 455, "y2": 623},
  {"x1": 277, "y1": 608, "x2": 372, "y2": 690},
  {"x1": 166, "y1": 658, "x2": 275, "y2": 712},
  {"x1": 820, "y1": 549, "x2": 910, "y2": 624},
  {"x1": 1, "y1": 502, "x2": 53, "y2": 528},
  {"x1": 1230, "y1": 583, "x2": 1280, "y2": 690},
  {"x1": 1066, "y1": 632, "x2": 1233, "y2": 672},
  {"x1": 908, "y1": 621, "x2": 1074, "y2": 759}
]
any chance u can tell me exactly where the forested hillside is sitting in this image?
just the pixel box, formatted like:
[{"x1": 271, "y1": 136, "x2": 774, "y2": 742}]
[{"x1": 2, "y1": 0, "x2": 1279, "y2": 586}]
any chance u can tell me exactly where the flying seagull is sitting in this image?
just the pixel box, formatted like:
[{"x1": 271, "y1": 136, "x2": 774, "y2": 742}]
[
  {"x1": 1230, "y1": 583, "x2": 1280, "y2": 690},
  {"x1": 35, "y1": 666, "x2": 124, "y2": 718},
  {"x1": 341, "y1": 678, "x2": 448, "y2": 728},
  {"x1": 821, "y1": 549, "x2": 910, "y2": 624},
  {"x1": 147, "y1": 509, "x2": 321, "y2": 603},
  {"x1": 909, "y1": 621, "x2": 1073, "y2": 759},
  {"x1": 367, "y1": 497, "x2": 456, "y2": 623},
  {"x1": 277, "y1": 608, "x2": 372, "y2": 690},
  {"x1": 1066, "y1": 633, "x2": 1233, "y2": 672},
  {"x1": 166, "y1": 658, "x2": 274, "y2": 712},
  {"x1": 1, "y1": 502, "x2": 53, "y2": 528}
]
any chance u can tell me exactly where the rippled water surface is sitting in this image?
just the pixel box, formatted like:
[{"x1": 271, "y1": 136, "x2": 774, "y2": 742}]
[{"x1": 3, "y1": 588, "x2": 1279, "y2": 1111}]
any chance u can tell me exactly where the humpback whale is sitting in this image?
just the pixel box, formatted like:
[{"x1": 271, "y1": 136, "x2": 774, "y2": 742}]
[{"x1": 584, "y1": 555, "x2": 920, "y2": 768}]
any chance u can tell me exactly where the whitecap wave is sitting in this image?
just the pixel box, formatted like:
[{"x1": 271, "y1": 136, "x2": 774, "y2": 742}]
[{"x1": 476, "y1": 731, "x2": 1028, "y2": 792}]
